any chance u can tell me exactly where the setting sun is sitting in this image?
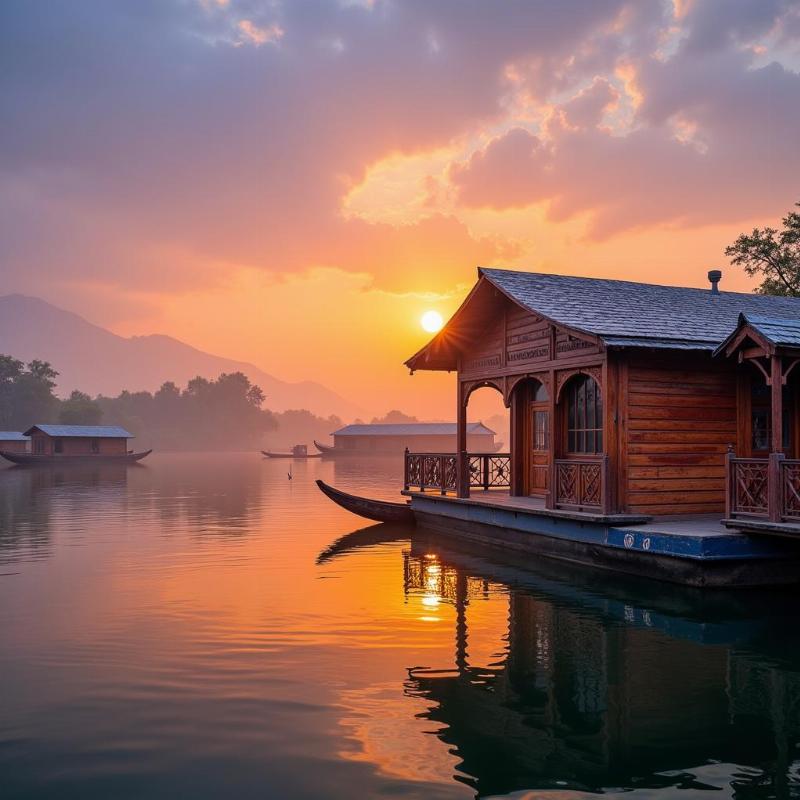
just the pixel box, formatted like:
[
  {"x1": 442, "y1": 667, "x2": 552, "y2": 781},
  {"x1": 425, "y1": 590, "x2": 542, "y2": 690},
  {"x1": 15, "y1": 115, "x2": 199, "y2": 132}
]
[{"x1": 421, "y1": 310, "x2": 444, "y2": 333}]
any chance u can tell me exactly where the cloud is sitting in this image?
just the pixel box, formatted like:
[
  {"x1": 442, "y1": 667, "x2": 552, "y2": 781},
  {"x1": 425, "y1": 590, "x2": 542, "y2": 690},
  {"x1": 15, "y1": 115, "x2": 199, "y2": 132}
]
[
  {"x1": 236, "y1": 20, "x2": 284, "y2": 47},
  {"x1": 0, "y1": 0, "x2": 797, "y2": 305},
  {"x1": 448, "y1": 2, "x2": 800, "y2": 238}
]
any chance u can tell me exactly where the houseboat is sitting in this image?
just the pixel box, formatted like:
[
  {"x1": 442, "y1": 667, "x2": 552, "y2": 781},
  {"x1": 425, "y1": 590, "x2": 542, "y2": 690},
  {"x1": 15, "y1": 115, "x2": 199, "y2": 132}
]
[
  {"x1": 315, "y1": 422, "x2": 497, "y2": 456},
  {"x1": 0, "y1": 425, "x2": 151, "y2": 464},
  {"x1": 319, "y1": 267, "x2": 800, "y2": 587},
  {"x1": 0, "y1": 432, "x2": 30, "y2": 455}
]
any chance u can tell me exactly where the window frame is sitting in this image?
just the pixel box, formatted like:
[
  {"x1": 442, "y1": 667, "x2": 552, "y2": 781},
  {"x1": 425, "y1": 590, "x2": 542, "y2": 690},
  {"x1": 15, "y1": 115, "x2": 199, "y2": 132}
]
[{"x1": 565, "y1": 374, "x2": 603, "y2": 456}]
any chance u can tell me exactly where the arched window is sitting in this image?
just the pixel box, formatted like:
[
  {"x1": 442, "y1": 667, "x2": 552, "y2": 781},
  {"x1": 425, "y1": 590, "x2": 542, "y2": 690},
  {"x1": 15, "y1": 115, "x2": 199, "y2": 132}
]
[{"x1": 566, "y1": 375, "x2": 602, "y2": 454}]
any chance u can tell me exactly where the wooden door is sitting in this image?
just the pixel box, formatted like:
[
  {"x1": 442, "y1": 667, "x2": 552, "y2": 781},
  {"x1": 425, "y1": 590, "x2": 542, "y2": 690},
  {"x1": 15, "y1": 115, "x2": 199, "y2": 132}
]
[{"x1": 528, "y1": 401, "x2": 549, "y2": 496}]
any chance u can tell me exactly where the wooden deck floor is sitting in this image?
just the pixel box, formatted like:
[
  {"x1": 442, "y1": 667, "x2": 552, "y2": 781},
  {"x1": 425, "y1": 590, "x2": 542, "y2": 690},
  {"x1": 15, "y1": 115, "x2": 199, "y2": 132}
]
[{"x1": 403, "y1": 488, "x2": 736, "y2": 537}]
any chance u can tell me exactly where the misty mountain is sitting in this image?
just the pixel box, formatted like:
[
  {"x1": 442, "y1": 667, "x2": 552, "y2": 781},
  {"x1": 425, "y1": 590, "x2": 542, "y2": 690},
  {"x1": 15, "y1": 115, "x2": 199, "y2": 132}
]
[{"x1": 0, "y1": 294, "x2": 363, "y2": 420}]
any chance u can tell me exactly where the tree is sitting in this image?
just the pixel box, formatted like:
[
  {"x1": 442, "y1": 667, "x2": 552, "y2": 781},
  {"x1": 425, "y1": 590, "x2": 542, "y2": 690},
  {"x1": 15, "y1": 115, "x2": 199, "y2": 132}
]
[
  {"x1": 0, "y1": 357, "x2": 60, "y2": 429},
  {"x1": 371, "y1": 409, "x2": 419, "y2": 424},
  {"x1": 59, "y1": 390, "x2": 103, "y2": 425},
  {"x1": 726, "y1": 202, "x2": 800, "y2": 296},
  {"x1": 0, "y1": 356, "x2": 24, "y2": 428}
]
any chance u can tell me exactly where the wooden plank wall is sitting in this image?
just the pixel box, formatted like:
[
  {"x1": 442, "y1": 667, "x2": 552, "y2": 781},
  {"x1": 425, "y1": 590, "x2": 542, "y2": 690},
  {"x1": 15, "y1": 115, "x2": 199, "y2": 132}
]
[{"x1": 621, "y1": 353, "x2": 737, "y2": 515}]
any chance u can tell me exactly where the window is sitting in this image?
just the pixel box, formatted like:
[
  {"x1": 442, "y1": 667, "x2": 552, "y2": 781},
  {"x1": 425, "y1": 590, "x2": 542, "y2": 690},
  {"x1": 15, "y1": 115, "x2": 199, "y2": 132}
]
[
  {"x1": 566, "y1": 375, "x2": 603, "y2": 454},
  {"x1": 34, "y1": 438, "x2": 45, "y2": 455},
  {"x1": 54, "y1": 439, "x2": 63, "y2": 454},
  {"x1": 91, "y1": 439, "x2": 100, "y2": 454},
  {"x1": 533, "y1": 383, "x2": 549, "y2": 402},
  {"x1": 533, "y1": 410, "x2": 549, "y2": 451}
]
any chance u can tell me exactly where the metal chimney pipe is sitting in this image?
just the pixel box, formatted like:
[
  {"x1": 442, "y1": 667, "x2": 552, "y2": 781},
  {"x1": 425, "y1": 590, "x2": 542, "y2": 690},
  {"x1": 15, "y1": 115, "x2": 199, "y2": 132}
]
[{"x1": 708, "y1": 269, "x2": 722, "y2": 295}]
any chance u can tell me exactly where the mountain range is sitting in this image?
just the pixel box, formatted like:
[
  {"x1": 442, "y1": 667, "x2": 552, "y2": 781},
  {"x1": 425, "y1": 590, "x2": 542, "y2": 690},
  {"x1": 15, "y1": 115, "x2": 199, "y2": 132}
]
[{"x1": 0, "y1": 294, "x2": 363, "y2": 420}]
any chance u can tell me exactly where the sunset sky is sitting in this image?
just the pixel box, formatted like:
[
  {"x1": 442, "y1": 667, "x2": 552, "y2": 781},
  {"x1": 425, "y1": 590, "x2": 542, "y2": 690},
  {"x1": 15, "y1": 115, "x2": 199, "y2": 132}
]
[{"x1": 2, "y1": 0, "x2": 800, "y2": 420}]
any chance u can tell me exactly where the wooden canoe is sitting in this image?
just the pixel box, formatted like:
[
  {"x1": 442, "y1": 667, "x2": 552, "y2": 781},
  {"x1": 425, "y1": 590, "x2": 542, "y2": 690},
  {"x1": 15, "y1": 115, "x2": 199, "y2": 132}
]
[
  {"x1": 262, "y1": 450, "x2": 322, "y2": 459},
  {"x1": 315, "y1": 479, "x2": 415, "y2": 524},
  {"x1": 0, "y1": 449, "x2": 152, "y2": 465},
  {"x1": 313, "y1": 440, "x2": 336, "y2": 455}
]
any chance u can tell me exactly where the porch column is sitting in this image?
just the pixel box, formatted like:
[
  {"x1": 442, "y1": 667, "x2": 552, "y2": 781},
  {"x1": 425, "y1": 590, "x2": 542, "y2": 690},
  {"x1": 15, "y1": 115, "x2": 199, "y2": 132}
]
[
  {"x1": 769, "y1": 354, "x2": 785, "y2": 522},
  {"x1": 456, "y1": 381, "x2": 469, "y2": 498}
]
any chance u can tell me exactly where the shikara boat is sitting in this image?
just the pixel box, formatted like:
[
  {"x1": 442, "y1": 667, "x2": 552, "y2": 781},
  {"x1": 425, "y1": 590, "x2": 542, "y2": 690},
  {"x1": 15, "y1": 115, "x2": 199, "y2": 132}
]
[
  {"x1": 262, "y1": 450, "x2": 322, "y2": 459},
  {"x1": 315, "y1": 479, "x2": 415, "y2": 524},
  {"x1": 0, "y1": 449, "x2": 152, "y2": 465},
  {"x1": 313, "y1": 440, "x2": 336, "y2": 455}
]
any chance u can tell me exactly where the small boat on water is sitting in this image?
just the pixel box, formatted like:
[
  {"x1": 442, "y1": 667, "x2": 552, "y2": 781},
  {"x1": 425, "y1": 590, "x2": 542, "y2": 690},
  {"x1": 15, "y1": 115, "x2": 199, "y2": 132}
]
[
  {"x1": 263, "y1": 444, "x2": 321, "y2": 459},
  {"x1": 313, "y1": 440, "x2": 336, "y2": 455},
  {"x1": 315, "y1": 479, "x2": 415, "y2": 524},
  {"x1": 0, "y1": 449, "x2": 152, "y2": 465}
]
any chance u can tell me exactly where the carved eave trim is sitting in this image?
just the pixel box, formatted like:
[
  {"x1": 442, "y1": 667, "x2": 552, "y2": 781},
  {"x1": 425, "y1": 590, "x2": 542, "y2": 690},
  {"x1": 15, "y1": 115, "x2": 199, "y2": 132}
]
[
  {"x1": 505, "y1": 372, "x2": 551, "y2": 404},
  {"x1": 724, "y1": 325, "x2": 775, "y2": 359},
  {"x1": 554, "y1": 365, "x2": 603, "y2": 403}
]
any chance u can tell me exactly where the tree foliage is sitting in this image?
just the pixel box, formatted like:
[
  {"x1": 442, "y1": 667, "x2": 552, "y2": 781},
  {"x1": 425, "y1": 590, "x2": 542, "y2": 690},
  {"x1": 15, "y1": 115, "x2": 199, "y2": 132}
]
[
  {"x1": 96, "y1": 371, "x2": 277, "y2": 450},
  {"x1": 726, "y1": 202, "x2": 800, "y2": 296},
  {"x1": 59, "y1": 391, "x2": 103, "y2": 425},
  {"x1": 0, "y1": 357, "x2": 60, "y2": 429}
]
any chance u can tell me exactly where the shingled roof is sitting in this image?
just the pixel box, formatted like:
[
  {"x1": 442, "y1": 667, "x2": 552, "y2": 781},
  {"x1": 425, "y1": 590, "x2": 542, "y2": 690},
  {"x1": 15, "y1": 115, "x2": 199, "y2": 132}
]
[
  {"x1": 0, "y1": 431, "x2": 29, "y2": 441},
  {"x1": 480, "y1": 268, "x2": 800, "y2": 350},
  {"x1": 406, "y1": 268, "x2": 800, "y2": 371},
  {"x1": 714, "y1": 312, "x2": 800, "y2": 356},
  {"x1": 24, "y1": 425, "x2": 134, "y2": 438}
]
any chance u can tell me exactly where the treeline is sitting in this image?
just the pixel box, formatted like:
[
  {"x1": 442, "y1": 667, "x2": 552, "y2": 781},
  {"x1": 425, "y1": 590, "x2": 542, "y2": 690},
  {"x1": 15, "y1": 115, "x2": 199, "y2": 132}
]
[{"x1": 0, "y1": 354, "x2": 341, "y2": 451}]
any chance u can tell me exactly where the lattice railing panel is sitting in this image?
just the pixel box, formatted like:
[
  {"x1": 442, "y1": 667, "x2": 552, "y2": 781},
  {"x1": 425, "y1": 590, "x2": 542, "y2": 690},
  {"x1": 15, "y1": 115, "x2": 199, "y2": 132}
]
[
  {"x1": 782, "y1": 460, "x2": 800, "y2": 520},
  {"x1": 554, "y1": 459, "x2": 604, "y2": 509},
  {"x1": 468, "y1": 454, "x2": 511, "y2": 489},
  {"x1": 404, "y1": 452, "x2": 509, "y2": 493},
  {"x1": 730, "y1": 459, "x2": 768, "y2": 516}
]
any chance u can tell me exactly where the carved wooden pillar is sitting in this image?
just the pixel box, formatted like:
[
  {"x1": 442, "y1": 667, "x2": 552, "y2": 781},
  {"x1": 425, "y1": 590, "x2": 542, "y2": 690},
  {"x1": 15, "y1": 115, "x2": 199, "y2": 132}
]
[
  {"x1": 509, "y1": 388, "x2": 521, "y2": 496},
  {"x1": 771, "y1": 354, "x2": 784, "y2": 453},
  {"x1": 769, "y1": 354, "x2": 785, "y2": 521},
  {"x1": 545, "y1": 368, "x2": 556, "y2": 510},
  {"x1": 456, "y1": 381, "x2": 469, "y2": 498}
]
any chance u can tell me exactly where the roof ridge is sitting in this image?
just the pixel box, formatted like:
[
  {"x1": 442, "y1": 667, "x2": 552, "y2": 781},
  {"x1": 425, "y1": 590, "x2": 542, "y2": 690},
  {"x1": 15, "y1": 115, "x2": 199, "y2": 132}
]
[{"x1": 478, "y1": 266, "x2": 800, "y2": 303}]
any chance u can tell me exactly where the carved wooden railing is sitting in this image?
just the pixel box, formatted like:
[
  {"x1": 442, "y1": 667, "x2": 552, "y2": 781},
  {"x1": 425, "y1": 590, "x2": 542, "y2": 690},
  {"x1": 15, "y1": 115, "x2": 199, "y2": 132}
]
[
  {"x1": 727, "y1": 457, "x2": 769, "y2": 517},
  {"x1": 726, "y1": 453, "x2": 800, "y2": 523},
  {"x1": 782, "y1": 460, "x2": 800, "y2": 521},
  {"x1": 467, "y1": 453, "x2": 512, "y2": 490},
  {"x1": 554, "y1": 457, "x2": 607, "y2": 511},
  {"x1": 404, "y1": 451, "x2": 510, "y2": 494}
]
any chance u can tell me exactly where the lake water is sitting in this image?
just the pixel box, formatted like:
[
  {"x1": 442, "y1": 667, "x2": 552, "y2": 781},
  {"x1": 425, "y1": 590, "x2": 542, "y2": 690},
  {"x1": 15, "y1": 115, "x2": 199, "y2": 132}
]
[{"x1": 2, "y1": 453, "x2": 800, "y2": 799}]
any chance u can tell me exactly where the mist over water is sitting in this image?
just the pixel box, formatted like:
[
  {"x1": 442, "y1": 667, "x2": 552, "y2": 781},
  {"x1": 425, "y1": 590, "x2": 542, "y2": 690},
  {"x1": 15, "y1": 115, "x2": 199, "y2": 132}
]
[{"x1": 1, "y1": 453, "x2": 799, "y2": 799}]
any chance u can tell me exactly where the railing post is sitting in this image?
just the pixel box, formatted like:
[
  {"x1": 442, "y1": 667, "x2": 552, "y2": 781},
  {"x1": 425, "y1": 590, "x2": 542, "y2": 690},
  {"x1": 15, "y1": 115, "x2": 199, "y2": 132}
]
[
  {"x1": 440, "y1": 454, "x2": 446, "y2": 495},
  {"x1": 404, "y1": 448, "x2": 410, "y2": 491},
  {"x1": 601, "y1": 455, "x2": 611, "y2": 514},
  {"x1": 546, "y1": 460, "x2": 557, "y2": 510},
  {"x1": 483, "y1": 454, "x2": 489, "y2": 491},
  {"x1": 724, "y1": 444, "x2": 733, "y2": 518},
  {"x1": 456, "y1": 451, "x2": 469, "y2": 498},
  {"x1": 768, "y1": 451, "x2": 785, "y2": 522}
]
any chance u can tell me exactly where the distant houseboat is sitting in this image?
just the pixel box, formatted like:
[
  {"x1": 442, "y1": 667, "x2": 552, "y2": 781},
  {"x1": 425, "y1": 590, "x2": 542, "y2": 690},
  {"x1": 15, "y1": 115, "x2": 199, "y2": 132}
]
[
  {"x1": 0, "y1": 425, "x2": 151, "y2": 464},
  {"x1": 315, "y1": 422, "x2": 497, "y2": 456},
  {"x1": 319, "y1": 267, "x2": 800, "y2": 586},
  {"x1": 0, "y1": 432, "x2": 30, "y2": 454}
]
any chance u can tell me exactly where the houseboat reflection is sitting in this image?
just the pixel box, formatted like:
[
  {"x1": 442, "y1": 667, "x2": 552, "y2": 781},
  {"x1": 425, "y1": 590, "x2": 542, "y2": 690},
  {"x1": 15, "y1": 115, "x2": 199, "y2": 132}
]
[
  {"x1": 319, "y1": 523, "x2": 800, "y2": 797},
  {"x1": 402, "y1": 542, "x2": 800, "y2": 797}
]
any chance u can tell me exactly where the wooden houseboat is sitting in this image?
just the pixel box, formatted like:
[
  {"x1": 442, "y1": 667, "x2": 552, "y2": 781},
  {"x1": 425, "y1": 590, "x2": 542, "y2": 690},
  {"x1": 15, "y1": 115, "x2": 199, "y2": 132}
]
[
  {"x1": 316, "y1": 422, "x2": 497, "y2": 456},
  {"x1": 0, "y1": 425, "x2": 151, "y2": 464},
  {"x1": 389, "y1": 267, "x2": 800, "y2": 585},
  {"x1": 0, "y1": 432, "x2": 30, "y2": 455}
]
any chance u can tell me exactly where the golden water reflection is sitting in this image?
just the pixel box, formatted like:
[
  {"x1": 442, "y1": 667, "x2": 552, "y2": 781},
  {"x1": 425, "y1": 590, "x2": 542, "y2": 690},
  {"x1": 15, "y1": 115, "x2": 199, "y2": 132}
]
[{"x1": 1, "y1": 454, "x2": 799, "y2": 799}]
